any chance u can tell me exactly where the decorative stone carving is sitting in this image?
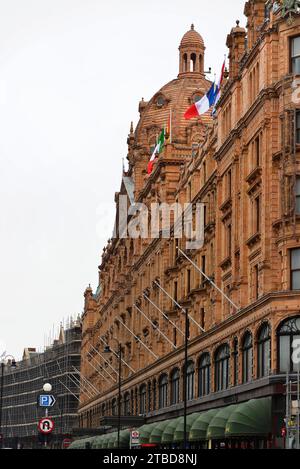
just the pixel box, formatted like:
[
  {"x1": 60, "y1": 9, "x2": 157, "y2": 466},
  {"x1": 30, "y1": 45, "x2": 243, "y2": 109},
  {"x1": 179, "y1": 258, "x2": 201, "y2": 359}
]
[{"x1": 282, "y1": 0, "x2": 300, "y2": 23}]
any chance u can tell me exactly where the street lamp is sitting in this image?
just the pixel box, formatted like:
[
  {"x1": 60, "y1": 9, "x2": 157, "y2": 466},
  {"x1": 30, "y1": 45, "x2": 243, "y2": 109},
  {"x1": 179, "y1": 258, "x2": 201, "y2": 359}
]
[
  {"x1": 104, "y1": 343, "x2": 122, "y2": 449},
  {"x1": 43, "y1": 383, "x2": 52, "y2": 393},
  {"x1": 0, "y1": 354, "x2": 17, "y2": 449}
]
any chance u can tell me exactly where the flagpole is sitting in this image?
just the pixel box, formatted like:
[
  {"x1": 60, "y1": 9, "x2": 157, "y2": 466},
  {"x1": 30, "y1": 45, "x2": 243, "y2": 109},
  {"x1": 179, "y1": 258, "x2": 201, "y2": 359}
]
[
  {"x1": 170, "y1": 108, "x2": 172, "y2": 144},
  {"x1": 177, "y1": 247, "x2": 239, "y2": 311}
]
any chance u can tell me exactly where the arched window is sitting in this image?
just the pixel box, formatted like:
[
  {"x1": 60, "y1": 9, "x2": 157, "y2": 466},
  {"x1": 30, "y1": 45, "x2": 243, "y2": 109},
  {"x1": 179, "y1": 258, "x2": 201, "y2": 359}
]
[
  {"x1": 186, "y1": 361, "x2": 195, "y2": 400},
  {"x1": 170, "y1": 368, "x2": 180, "y2": 405},
  {"x1": 158, "y1": 374, "x2": 168, "y2": 409},
  {"x1": 101, "y1": 403, "x2": 106, "y2": 417},
  {"x1": 198, "y1": 353, "x2": 211, "y2": 397},
  {"x1": 277, "y1": 317, "x2": 300, "y2": 372},
  {"x1": 257, "y1": 324, "x2": 271, "y2": 378},
  {"x1": 190, "y1": 53, "x2": 197, "y2": 72},
  {"x1": 153, "y1": 379, "x2": 157, "y2": 411},
  {"x1": 242, "y1": 332, "x2": 253, "y2": 383},
  {"x1": 139, "y1": 384, "x2": 147, "y2": 415},
  {"x1": 183, "y1": 53, "x2": 188, "y2": 72},
  {"x1": 124, "y1": 393, "x2": 130, "y2": 416},
  {"x1": 233, "y1": 338, "x2": 239, "y2": 386},
  {"x1": 112, "y1": 398, "x2": 117, "y2": 416},
  {"x1": 215, "y1": 344, "x2": 230, "y2": 392},
  {"x1": 147, "y1": 381, "x2": 152, "y2": 413}
]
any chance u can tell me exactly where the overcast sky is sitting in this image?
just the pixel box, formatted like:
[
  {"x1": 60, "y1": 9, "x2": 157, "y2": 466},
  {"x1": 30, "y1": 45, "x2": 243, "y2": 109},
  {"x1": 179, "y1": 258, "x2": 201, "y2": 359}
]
[{"x1": 0, "y1": 0, "x2": 245, "y2": 360}]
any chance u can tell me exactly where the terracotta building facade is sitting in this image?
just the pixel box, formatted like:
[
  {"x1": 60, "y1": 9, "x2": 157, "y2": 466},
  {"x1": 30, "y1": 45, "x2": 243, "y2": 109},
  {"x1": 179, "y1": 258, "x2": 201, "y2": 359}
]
[{"x1": 78, "y1": 1, "x2": 300, "y2": 449}]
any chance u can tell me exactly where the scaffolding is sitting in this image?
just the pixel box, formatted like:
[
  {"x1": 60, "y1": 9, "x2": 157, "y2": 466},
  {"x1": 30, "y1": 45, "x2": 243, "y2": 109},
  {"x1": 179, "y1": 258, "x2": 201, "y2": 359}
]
[
  {"x1": 0, "y1": 319, "x2": 82, "y2": 448},
  {"x1": 284, "y1": 369, "x2": 300, "y2": 449}
]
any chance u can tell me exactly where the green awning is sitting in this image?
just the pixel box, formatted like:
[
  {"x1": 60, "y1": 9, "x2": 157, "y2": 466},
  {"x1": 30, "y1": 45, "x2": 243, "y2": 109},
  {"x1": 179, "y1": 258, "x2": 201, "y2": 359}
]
[
  {"x1": 173, "y1": 414, "x2": 199, "y2": 443},
  {"x1": 189, "y1": 409, "x2": 219, "y2": 442},
  {"x1": 207, "y1": 405, "x2": 238, "y2": 440},
  {"x1": 161, "y1": 417, "x2": 182, "y2": 444},
  {"x1": 101, "y1": 433, "x2": 115, "y2": 449},
  {"x1": 113, "y1": 430, "x2": 130, "y2": 448},
  {"x1": 107, "y1": 432, "x2": 117, "y2": 448},
  {"x1": 149, "y1": 420, "x2": 171, "y2": 444},
  {"x1": 69, "y1": 437, "x2": 94, "y2": 449},
  {"x1": 225, "y1": 397, "x2": 272, "y2": 438},
  {"x1": 92, "y1": 435, "x2": 106, "y2": 449},
  {"x1": 101, "y1": 433, "x2": 108, "y2": 449},
  {"x1": 139, "y1": 423, "x2": 157, "y2": 445}
]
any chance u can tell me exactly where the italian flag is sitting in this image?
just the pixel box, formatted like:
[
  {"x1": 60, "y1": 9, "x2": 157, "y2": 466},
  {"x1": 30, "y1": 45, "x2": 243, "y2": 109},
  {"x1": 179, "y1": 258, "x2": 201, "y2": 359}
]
[{"x1": 147, "y1": 128, "x2": 165, "y2": 175}]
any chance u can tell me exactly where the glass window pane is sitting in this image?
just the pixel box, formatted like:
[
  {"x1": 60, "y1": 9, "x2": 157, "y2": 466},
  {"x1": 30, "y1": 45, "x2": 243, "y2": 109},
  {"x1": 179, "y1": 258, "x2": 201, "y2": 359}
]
[
  {"x1": 292, "y1": 37, "x2": 300, "y2": 57},
  {"x1": 296, "y1": 196, "x2": 300, "y2": 214},
  {"x1": 297, "y1": 178, "x2": 300, "y2": 196},
  {"x1": 280, "y1": 336, "x2": 290, "y2": 372},
  {"x1": 292, "y1": 335, "x2": 300, "y2": 372},
  {"x1": 292, "y1": 270, "x2": 300, "y2": 290},
  {"x1": 292, "y1": 249, "x2": 300, "y2": 270},
  {"x1": 293, "y1": 57, "x2": 300, "y2": 74}
]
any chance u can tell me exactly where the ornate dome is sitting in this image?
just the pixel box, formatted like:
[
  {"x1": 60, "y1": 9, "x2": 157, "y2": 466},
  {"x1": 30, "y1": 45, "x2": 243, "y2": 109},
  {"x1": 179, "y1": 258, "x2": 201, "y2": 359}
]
[
  {"x1": 134, "y1": 75, "x2": 211, "y2": 149},
  {"x1": 127, "y1": 26, "x2": 212, "y2": 180},
  {"x1": 180, "y1": 24, "x2": 205, "y2": 49}
]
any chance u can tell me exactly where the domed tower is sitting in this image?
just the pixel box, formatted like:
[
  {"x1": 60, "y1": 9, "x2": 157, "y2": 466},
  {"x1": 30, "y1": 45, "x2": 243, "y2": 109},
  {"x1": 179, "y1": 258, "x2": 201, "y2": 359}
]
[
  {"x1": 179, "y1": 24, "x2": 205, "y2": 77},
  {"x1": 129, "y1": 25, "x2": 211, "y2": 196}
]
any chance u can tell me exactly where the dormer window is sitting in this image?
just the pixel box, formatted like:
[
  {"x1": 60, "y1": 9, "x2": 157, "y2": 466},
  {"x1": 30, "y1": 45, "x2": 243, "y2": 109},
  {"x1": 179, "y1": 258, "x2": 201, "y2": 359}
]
[
  {"x1": 193, "y1": 94, "x2": 202, "y2": 104},
  {"x1": 156, "y1": 95, "x2": 166, "y2": 108}
]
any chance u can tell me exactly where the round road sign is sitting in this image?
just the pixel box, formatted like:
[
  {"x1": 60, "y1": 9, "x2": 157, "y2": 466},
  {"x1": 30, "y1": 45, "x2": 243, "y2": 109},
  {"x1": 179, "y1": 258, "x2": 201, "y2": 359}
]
[{"x1": 38, "y1": 417, "x2": 54, "y2": 434}]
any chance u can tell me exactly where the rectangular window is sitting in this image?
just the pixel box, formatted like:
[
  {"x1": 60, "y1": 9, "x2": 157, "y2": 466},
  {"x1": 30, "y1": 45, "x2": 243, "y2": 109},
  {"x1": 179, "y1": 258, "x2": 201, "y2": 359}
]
[
  {"x1": 188, "y1": 181, "x2": 192, "y2": 202},
  {"x1": 255, "y1": 135, "x2": 260, "y2": 167},
  {"x1": 291, "y1": 248, "x2": 300, "y2": 290},
  {"x1": 174, "y1": 281, "x2": 178, "y2": 302},
  {"x1": 227, "y1": 169, "x2": 232, "y2": 198},
  {"x1": 254, "y1": 265, "x2": 259, "y2": 300},
  {"x1": 296, "y1": 111, "x2": 300, "y2": 144},
  {"x1": 201, "y1": 255, "x2": 206, "y2": 285},
  {"x1": 291, "y1": 36, "x2": 300, "y2": 74},
  {"x1": 200, "y1": 308, "x2": 205, "y2": 330},
  {"x1": 187, "y1": 269, "x2": 191, "y2": 294},
  {"x1": 254, "y1": 196, "x2": 261, "y2": 233},
  {"x1": 227, "y1": 224, "x2": 232, "y2": 257},
  {"x1": 296, "y1": 177, "x2": 300, "y2": 213}
]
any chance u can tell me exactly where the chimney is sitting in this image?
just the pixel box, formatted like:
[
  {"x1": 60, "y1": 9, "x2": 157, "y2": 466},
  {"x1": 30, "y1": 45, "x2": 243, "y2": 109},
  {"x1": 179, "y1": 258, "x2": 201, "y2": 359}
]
[
  {"x1": 226, "y1": 21, "x2": 247, "y2": 79},
  {"x1": 244, "y1": 0, "x2": 266, "y2": 50}
]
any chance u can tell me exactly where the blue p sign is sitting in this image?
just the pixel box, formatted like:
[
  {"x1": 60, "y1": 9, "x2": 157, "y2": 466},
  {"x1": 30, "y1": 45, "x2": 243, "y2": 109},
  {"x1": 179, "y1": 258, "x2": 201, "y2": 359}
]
[{"x1": 40, "y1": 395, "x2": 49, "y2": 407}]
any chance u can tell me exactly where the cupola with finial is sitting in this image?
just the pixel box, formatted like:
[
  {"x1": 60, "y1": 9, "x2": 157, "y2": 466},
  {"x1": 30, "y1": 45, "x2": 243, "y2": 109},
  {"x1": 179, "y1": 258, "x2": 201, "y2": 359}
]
[
  {"x1": 179, "y1": 24, "x2": 205, "y2": 78},
  {"x1": 226, "y1": 20, "x2": 246, "y2": 80}
]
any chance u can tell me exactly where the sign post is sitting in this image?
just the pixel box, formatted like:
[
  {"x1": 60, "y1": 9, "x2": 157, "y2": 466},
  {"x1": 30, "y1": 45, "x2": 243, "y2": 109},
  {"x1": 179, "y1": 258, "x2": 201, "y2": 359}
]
[{"x1": 130, "y1": 430, "x2": 140, "y2": 448}]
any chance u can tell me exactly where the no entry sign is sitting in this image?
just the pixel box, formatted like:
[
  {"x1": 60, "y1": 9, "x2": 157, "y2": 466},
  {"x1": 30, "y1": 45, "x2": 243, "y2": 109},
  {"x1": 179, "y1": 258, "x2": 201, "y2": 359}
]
[{"x1": 38, "y1": 417, "x2": 54, "y2": 434}]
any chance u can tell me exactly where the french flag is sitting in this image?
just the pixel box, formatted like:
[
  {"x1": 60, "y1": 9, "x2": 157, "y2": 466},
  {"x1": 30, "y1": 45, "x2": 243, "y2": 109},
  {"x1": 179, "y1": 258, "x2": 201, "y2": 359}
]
[{"x1": 184, "y1": 61, "x2": 225, "y2": 120}]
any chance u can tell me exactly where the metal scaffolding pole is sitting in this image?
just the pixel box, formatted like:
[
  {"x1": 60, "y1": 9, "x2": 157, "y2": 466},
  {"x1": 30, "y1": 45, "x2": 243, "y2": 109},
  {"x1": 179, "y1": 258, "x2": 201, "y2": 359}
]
[
  {"x1": 133, "y1": 304, "x2": 177, "y2": 350},
  {"x1": 117, "y1": 317, "x2": 159, "y2": 360}
]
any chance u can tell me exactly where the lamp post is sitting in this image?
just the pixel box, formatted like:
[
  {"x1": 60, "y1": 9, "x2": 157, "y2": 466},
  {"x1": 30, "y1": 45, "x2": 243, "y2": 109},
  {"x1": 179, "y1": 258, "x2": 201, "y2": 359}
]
[
  {"x1": 104, "y1": 343, "x2": 122, "y2": 449},
  {"x1": 183, "y1": 310, "x2": 190, "y2": 451},
  {"x1": 0, "y1": 354, "x2": 17, "y2": 449}
]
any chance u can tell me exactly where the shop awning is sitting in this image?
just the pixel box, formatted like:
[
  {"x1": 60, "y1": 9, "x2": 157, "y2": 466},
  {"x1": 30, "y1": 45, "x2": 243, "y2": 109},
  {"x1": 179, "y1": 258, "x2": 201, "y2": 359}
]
[
  {"x1": 69, "y1": 437, "x2": 95, "y2": 449},
  {"x1": 113, "y1": 430, "x2": 130, "y2": 448},
  {"x1": 207, "y1": 405, "x2": 238, "y2": 440},
  {"x1": 189, "y1": 409, "x2": 219, "y2": 441},
  {"x1": 149, "y1": 420, "x2": 171, "y2": 444},
  {"x1": 101, "y1": 434, "x2": 110, "y2": 449},
  {"x1": 139, "y1": 423, "x2": 157, "y2": 445},
  {"x1": 91, "y1": 435, "x2": 104, "y2": 449},
  {"x1": 106, "y1": 432, "x2": 117, "y2": 448},
  {"x1": 225, "y1": 397, "x2": 272, "y2": 438},
  {"x1": 161, "y1": 417, "x2": 182, "y2": 444},
  {"x1": 173, "y1": 414, "x2": 199, "y2": 443}
]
